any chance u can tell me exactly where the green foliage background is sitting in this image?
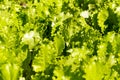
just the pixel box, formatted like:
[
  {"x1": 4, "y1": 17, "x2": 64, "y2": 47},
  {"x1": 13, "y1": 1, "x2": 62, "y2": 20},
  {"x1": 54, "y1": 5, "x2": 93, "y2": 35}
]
[{"x1": 0, "y1": 0, "x2": 120, "y2": 80}]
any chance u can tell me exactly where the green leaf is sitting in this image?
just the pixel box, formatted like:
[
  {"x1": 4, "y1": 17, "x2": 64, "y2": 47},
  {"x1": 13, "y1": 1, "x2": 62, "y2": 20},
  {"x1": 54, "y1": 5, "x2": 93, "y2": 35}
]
[
  {"x1": 32, "y1": 41, "x2": 56, "y2": 72},
  {"x1": 97, "y1": 9, "x2": 109, "y2": 33},
  {"x1": 54, "y1": 34, "x2": 65, "y2": 55},
  {"x1": 0, "y1": 63, "x2": 19, "y2": 80}
]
